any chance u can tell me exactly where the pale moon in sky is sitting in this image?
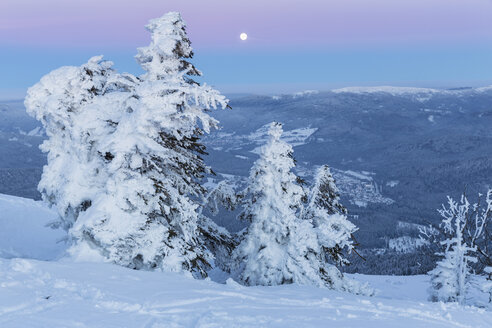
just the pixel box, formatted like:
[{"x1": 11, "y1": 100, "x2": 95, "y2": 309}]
[{"x1": 240, "y1": 33, "x2": 248, "y2": 41}]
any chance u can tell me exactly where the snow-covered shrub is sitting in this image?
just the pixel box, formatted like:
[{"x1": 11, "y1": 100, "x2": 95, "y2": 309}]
[
  {"x1": 421, "y1": 190, "x2": 492, "y2": 303},
  {"x1": 428, "y1": 195, "x2": 477, "y2": 304},
  {"x1": 233, "y1": 123, "x2": 372, "y2": 294},
  {"x1": 422, "y1": 190, "x2": 491, "y2": 273}
]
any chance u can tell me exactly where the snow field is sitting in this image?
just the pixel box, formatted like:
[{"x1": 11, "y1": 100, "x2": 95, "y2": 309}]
[
  {"x1": 1, "y1": 193, "x2": 491, "y2": 327},
  {"x1": 0, "y1": 259, "x2": 491, "y2": 327},
  {"x1": 0, "y1": 194, "x2": 65, "y2": 260}
]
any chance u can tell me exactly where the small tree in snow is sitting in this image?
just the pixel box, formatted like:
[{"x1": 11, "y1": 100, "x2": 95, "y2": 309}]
[
  {"x1": 302, "y1": 166, "x2": 371, "y2": 294},
  {"x1": 307, "y1": 165, "x2": 347, "y2": 216},
  {"x1": 304, "y1": 165, "x2": 356, "y2": 267},
  {"x1": 428, "y1": 195, "x2": 477, "y2": 304}
]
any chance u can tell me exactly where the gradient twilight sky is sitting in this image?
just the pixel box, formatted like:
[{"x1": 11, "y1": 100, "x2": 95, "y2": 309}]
[{"x1": 2, "y1": 0, "x2": 492, "y2": 98}]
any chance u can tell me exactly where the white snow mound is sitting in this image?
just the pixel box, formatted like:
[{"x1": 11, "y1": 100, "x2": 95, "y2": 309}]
[{"x1": 0, "y1": 193, "x2": 66, "y2": 260}]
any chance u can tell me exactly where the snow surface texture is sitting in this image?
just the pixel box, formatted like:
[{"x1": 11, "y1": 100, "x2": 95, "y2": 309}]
[
  {"x1": 1, "y1": 259, "x2": 491, "y2": 327},
  {"x1": 1, "y1": 193, "x2": 491, "y2": 327},
  {"x1": 0, "y1": 194, "x2": 65, "y2": 260}
]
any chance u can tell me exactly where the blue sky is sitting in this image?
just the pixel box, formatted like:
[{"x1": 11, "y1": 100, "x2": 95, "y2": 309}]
[{"x1": 2, "y1": 0, "x2": 492, "y2": 99}]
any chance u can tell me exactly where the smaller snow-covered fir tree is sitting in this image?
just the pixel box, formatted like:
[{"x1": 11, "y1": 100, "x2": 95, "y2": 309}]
[
  {"x1": 233, "y1": 122, "x2": 320, "y2": 286},
  {"x1": 305, "y1": 165, "x2": 356, "y2": 266},
  {"x1": 233, "y1": 123, "x2": 372, "y2": 294},
  {"x1": 307, "y1": 165, "x2": 347, "y2": 216},
  {"x1": 302, "y1": 166, "x2": 371, "y2": 294},
  {"x1": 429, "y1": 195, "x2": 477, "y2": 304}
]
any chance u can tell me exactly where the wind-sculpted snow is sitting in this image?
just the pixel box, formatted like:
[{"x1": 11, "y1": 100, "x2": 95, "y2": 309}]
[{"x1": 0, "y1": 259, "x2": 491, "y2": 327}]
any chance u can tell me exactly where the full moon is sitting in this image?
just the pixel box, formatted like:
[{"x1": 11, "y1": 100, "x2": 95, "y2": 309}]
[{"x1": 240, "y1": 33, "x2": 248, "y2": 41}]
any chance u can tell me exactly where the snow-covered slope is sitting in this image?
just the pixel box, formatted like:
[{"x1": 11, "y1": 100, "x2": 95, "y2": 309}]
[
  {"x1": 0, "y1": 259, "x2": 490, "y2": 327},
  {"x1": 0, "y1": 193, "x2": 491, "y2": 327},
  {"x1": 0, "y1": 194, "x2": 65, "y2": 260}
]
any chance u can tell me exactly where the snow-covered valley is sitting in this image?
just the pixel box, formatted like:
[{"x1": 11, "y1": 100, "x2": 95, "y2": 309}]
[{"x1": 1, "y1": 193, "x2": 491, "y2": 327}]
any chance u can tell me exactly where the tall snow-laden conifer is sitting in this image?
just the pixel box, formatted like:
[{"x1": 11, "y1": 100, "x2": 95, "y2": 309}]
[
  {"x1": 69, "y1": 12, "x2": 228, "y2": 277},
  {"x1": 305, "y1": 165, "x2": 356, "y2": 266},
  {"x1": 429, "y1": 196, "x2": 477, "y2": 304}
]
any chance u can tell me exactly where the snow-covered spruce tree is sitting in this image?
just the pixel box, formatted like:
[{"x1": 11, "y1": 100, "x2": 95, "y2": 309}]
[
  {"x1": 69, "y1": 12, "x2": 229, "y2": 277},
  {"x1": 233, "y1": 123, "x2": 372, "y2": 294},
  {"x1": 25, "y1": 56, "x2": 134, "y2": 231},
  {"x1": 302, "y1": 165, "x2": 371, "y2": 294},
  {"x1": 232, "y1": 122, "x2": 317, "y2": 286},
  {"x1": 308, "y1": 165, "x2": 347, "y2": 216},
  {"x1": 428, "y1": 195, "x2": 477, "y2": 304},
  {"x1": 305, "y1": 165, "x2": 356, "y2": 266}
]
